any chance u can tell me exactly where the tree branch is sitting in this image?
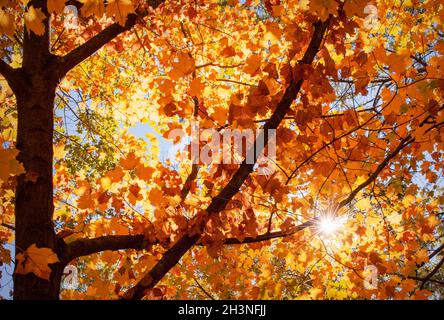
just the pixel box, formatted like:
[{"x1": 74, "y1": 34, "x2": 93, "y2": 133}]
[
  {"x1": 63, "y1": 219, "x2": 316, "y2": 261},
  {"x1": 408, "y1": 276, "x2": 444, "y2": 287},
  {"x1": 180, "y1": 86, "x2": 201, "y2": 201},
  {"x1": 64, "y1": 234, "x2": 151, "y2": 261},
  {"x1": 122, "y1": 18, "x2": 331, "y2": 300},
  {"x1": 62, "y1": 219, "x2": 316, "y2": 264},
  {"x1": 429, "y1": 243, "x2": 444, "y2": 261},
  {"x1": 420, "y1": 256, "x2": 444, "y2": 289},
  {"x1": 0, "y1": 59, "x2": 23, "y2": 91},
  {"x1": 398, "y1": 243, "x2": 444, "y2": 288},
  {"x1": 193, "y1": 277, "x2": 216, "y2": 300},
  {"x1": 56, "y1": 0, "x2": 165, "y2": 76},
  {"x1": 0, "y1": 222, "x2": 15, "y2": 231},
  {"x1": 338, "y1": 134, "x2": 414, "y2": 209},
  {"x1": 0, "y1": 59, "x2": 14, "y2": 80},
  {"x1": 222, "y1": 220, "x2": 315, "y2": 245}
]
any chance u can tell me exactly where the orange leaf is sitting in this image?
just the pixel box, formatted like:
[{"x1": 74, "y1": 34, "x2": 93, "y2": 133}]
[
  {"x1": 0, "y1": 148, "x2": 25, "y2": 182},
  {"x1": 170, "y1": 52, "x2": 196, "y2": 79},
  {"x1": 16, "y1": 244, "x2": 59, "y2": 280},
  {"x1": 120, "y1": 152, "x2": 140, "y2": 170},
  {"x1": 243, "y1": 55, "x2": 262, "y2": 76},
  {"x1": 106, "y1": 0, "x2": 135, "y2": 25},
  {"x1": 24, "y1": 6, "x2": 46, "y2": 36},
  {"x1": 189, "y1": 78, "x2": 205, "y2": 97}
]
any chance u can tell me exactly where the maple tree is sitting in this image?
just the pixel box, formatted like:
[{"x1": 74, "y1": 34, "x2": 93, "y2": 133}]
[{"x1": 0, "y1": 0, "x2": 443, "y2": 300}]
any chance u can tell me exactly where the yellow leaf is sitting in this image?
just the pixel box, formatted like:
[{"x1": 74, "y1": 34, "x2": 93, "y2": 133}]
[
  {"x1": 106, "y1": 0, "x2": 135, "y2": 26},
  {"x1": 387, "y1": 212, "x2": 402, "y2": 225},
  {"x1": 308, "y1": 287, "x2": 323, "y2": 299},
  {"x1": 16, "y1": 244, "x2": 59, "y2": 280},
  {"x1": 54, "y1": 143, "x2": 68, "y2": 160},
  {"x1": 402, "y1": 194, "x2": 415, "y2": 207},
  {"x1": 168, "y1": 195, "x2": 181, "y2": 206},
  {"x1": 100, "y1": 176, "x2": 111, "y2": 189},
  {"x1": 353, "y1": 175, "x2": 366, "y2": 187},
  {"x1": 54, "y1": 206, "x2": 70, "y2": 220},
  {"x1": 415, "y1": 249, "x2": 429, "y2": 264},
  {"x1": 47, "y1": 0, "x2": 66, "y2": 14},
  {"x1": 298, "y1": 251, "x2": 307, "y2": 263},
  {"x1": 24, "y1": 6, "x2": 46, "y2": 36},
  {"x1": 355, "y1": 197, "x2": 371, "y2": 211}
]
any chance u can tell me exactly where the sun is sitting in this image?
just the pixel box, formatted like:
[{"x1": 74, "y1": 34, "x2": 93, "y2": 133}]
[{"x1": 317, "y1": 215, "x2": 345, "y2": 237}]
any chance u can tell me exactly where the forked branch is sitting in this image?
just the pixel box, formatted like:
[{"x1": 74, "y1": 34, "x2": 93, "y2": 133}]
[{"x1": 57, "y1": 0, "x2": 166, "y2": 76}]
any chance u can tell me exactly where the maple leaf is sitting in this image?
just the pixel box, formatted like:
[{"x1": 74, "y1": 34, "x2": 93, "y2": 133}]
[
  {"x1": 77, "y1": 191, "x2": 95, "y2": 209},
  {"x1": 309, "y1": 0, "x2": 339, "y2": 22},
  {"x1": 106, "y1": 0, "x2": 135, "y2": 26},
  {"x1": 106, "y1": 166, "x2": 126, "y2": 182},
  {"x1": 54, "y1": 142, "x2": 68, "y2": 160},
  {"x1": 0, "y1": 148, "x2": 25, "y2": 182},
  {"x1": 262, "y1": 22, "x2": 282, "y2": 44},
  {"x1": 415, "y1": 249, "x2": 429, "y2": 264},
  {"x1": 24, "y1": 6, "x2": 46, "y2": 36},
  {"x1": 128, "y1": 183, "x2": 142, "y2": 205},
  {"x1": 0, "y1": 9, "x2": 14, "y2": 36},
  {"x1": 0, "y1": 246, "x2": 11, "y2": 264},
  {"x1": 47, "y1": 0, "x2": 66, "y2": 14},
  {"x1": 163, "y1": 102, "x2": 177, "y2": 117},
  {"x1": 135, "y1": 165, "x2": 154, "y2": 182},
  {"x1": 211, "y1": 107, "x2": 228, "y2": 125},
  {"x1": 99, "y1": 176, "x2": 112, "y2": 189},
  {"x1": 120, "y1": 152, "x2": 141, "y2": 170},
  {"x1": 170, "y1": 52, "x2": 196, "y2": 79},
  {"x1": 220, "y1": 45, "x2": 236, "y2": 57},
  {"x1": 189, "y1": 78, "x2": 205, "y2": 97},
  {"x1": 243, "y1": 55, "x2": 262, "y2": 76},
  {"x1": 148, "y1": 187, "x2": 164, "y2": 206},
  {"x1": 256, "y1": 172, "x2": 288, "y2": 202},
  {"x1": 343, "y1": 0, "x2": 367, "y2": 18},
  {"x1": 16, "y1": 244, "x2": 60, "y2": 280},
  {"x1": 79, "y1": 0, "x2": 106, "y2": 17}
]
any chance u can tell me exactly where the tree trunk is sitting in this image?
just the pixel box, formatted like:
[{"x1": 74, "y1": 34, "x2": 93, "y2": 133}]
[
  {"x1": 13, "y1": 8, "x2": 64, "y2": 298},
  {"x1": 13, "y1": 78, "x2": 64, "y2": 299}
]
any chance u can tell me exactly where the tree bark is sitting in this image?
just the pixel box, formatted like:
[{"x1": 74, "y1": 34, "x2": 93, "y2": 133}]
[
  {"x1": 13, "y1": 1, "x2": 64, "y2": 299},
  {"x1": 13, "y1": 77, "x2": 70, "y2": 298},
  {"x1": 13, "y1": 72, "x2": 65, "y2": 299}
]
